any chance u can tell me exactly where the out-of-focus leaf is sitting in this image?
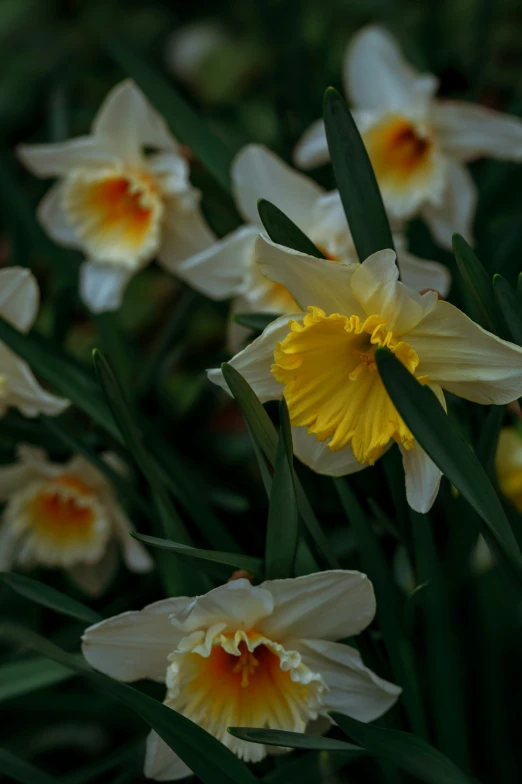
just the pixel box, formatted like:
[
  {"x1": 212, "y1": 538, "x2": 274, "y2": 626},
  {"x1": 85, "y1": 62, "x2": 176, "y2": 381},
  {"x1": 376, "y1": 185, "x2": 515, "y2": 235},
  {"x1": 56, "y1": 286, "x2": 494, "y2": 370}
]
[
  {"x1": 323, "y1": 87, "x2": 394, "y2": 261},
  {"x1": 453, "y1": 234, "x2": 506, "y2": 336},
  {"x1": 0, "y1": 572, "x2": 101, "y2": 624},
  {"x1": 375, "y1": 347, "x2": 522, "y2": 582},
  {"x1": 131, "y1": 532, "x2": 264, "y2": 576},
  {"x1": 233, "y1": 313, "x2": 279, "y2": 332},
  {"x1": 0, "y1": 657, "x2": 75, "y2": 703},
  {"x1": 0, "y1": 749, "x2": 60, "y2": 784},
  {"x1": 493, "y1": 274, "x2": 522, "y2": 346},
  {"x1": 257, "y1": 199, "x2": 325, "y2": 258},
  {"x1": 332, "y1": 712, "x2": 471, "y2": 784},
  {"x1": 264, "y1": 399, "x2": 299, "y2": 578},
  {"x1": 0, "y1": 626, "x2": 257, "y2": 784},
  {"x1": 475, "y1": 405, "x2": 505, "y2": 479},
  {"x1": 221, "y1": 363, "x2": 336, "y2": 569},
  {"x1": 261, "y1": 750, "x2": 354, "y2": 784},
  {"x1": 228, "y1": 727, "x2": 365, "y2": 753}
]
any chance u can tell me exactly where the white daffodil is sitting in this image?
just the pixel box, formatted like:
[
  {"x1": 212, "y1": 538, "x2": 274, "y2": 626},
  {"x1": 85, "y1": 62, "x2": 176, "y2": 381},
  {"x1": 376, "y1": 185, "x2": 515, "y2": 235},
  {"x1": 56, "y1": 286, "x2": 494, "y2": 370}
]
[
  {"x1": 0, "y1": 445, "x2": 153, "y2": 595},
  {"x1": 174, "y1": 144, "x2": 450, "y2": 346},
  {"x1": 18, "y1": 80, "x2": 215, "y2": 313},
  {"x1": 208, "y1": 239, "x2": 522, "y2": 513},
  {"x1": 294, "y1": 26, "x2": 522, "y2": 249},
  {"x1": 82, "y1": 570, "x2": 400, "y2": 780},
  {"x1": 0, "y1": 267, "x2": 68, "y2": 418}
]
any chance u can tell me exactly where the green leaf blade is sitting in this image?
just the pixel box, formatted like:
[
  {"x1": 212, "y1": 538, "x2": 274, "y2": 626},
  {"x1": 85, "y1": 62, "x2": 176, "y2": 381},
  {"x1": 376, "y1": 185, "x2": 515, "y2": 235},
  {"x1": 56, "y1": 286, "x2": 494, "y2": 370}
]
[
  {"x1": 257, "y1": 199, "x2": 325, "y2": 258},
  {"x1": 493, "y1": 274, "x2": 522, "y2": 346},
  {"x1": 229, "y1": 727, "x2": 365, "y2": 754},
  {"x1": 0, "y1": 572, "x2": 101, "y2": 624},
  {"x1": 452, "y1": 234, "x2": 506, "y2": 336}
]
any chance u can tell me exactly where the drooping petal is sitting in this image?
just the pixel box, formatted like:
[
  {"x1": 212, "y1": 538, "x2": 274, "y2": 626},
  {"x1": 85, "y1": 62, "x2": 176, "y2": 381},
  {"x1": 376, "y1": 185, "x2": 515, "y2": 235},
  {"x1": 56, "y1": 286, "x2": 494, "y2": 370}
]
[
  {"x1": 0, "y1": 267, "x2": 39, "y2": 333},
  {"x1": 232, "y1": 144, "x2": 323, "y2": 229},
  {"x1": 81, "y1": 596, "x2": 193, "y2": 682},
  {"x1": 409, "y1": 300, "x2": 522, "y2": 404},
  {"x1": 36, "y1": 182, "x2": 81, "y2": 248},
  {"x1": 432, "y1": 100, "x2": 522, "y2": 162},
  {"x1": 350, "y1": 249, "x2": 438, "y2": 334},
  {"x1": 17, "y1": 137, "x2": 113, "y2": 178},
  {"x1": 68, "y1": 540, "x2": 119, "y2": 597},
  {"x1": 397, "y1": 250, "x2": 451, "y2": 299},
  {"x1": 92, "y1": 80, "x2": 179, "y2": 165},
  {"x1": 110, "y1": 505, "x2": 155, "y2": 574},
  {"x1": 207, "y1": 313, "x2": 300, "y2": 402},
  {"x1": 255, "y1": 234, "x2": 362, "y2": 315},
  {"x1": 291, "y1": 638, "x2": 401, "y2": 722},
  {"x1": 401, "y1": 441, "x2": 443, "y2": 514},
  {"x1": 79, "y1": 261, "x2": 133, "y2": 314},
  {"x1": 157, "y1": 198, "x2": 216, "y2": 270},
  {"x1": 293, "y1": 119, "x2": 329, "y2": 169},
  {"x1": 144, "y1": 731, "x2": 192, "y2": 782},
  {"x1": 343, "y1": 26, "x2": 438, "y2": 114},
  {"x1": 174, "y1": 225, "x2": 258, "y2": 300},
  {"x1": 292, "y1": 426, "x2": 367, "y2": 476},
  {"x1": 0, "y1": 346, "x2": 69, "y2": 418},
  {"x1": 421, "y1": 161, "x2": 477, "y2": 250},
  {"x1": 259, "y1": 570, "x2": 375, "y2": 642},
  {"x1": 172, "y1": 578, "x2": 274, "y2": 634}
]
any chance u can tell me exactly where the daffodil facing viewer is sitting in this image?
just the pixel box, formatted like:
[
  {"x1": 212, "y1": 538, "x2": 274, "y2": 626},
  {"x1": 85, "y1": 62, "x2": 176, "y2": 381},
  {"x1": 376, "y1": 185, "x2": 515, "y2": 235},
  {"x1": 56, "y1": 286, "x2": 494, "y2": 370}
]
[
  {"x1": 82, "y1": 571, "x2": 400, "y2": 780},
  {"x1": 294, "y1": 26, "x2": 522, "y2": 248},
  {"x1": 0, "y1": 446, "x2": 153, "y2": 595},
  {"x1": 18, "y1": 80, "x2": 215, "y2": 313},
  {"x1": 0, "y1": 267, "x2": 68, "y2": 418},
  {"x1": 209, "y1": 240, "x2": 522, "y2": 513}
]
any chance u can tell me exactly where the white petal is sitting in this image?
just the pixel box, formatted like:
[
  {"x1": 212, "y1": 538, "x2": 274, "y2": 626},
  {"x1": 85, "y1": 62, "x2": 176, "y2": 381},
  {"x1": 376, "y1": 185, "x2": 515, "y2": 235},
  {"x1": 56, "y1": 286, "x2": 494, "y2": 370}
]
[
  {"x1": 432, "y1": 100, "x2": 522, "y2": 162},
  {"x1": 259, "y1": 570, "x2": 376, "y2": 641},
  {"x1": 110, "y1": 505, "x2": 155, "y2": 574},
  {"x1": 292, "y1": 426, "x2": 367, "y2": 476},
  {"x1": 409, "y1": 300, "x2": 522, "y2": 403},
  {"x1": 232, "y1": 144, "x2": 323, "y2": 229},
  {"x1": 344, "y1": 26, "x2": 437, "y2": 113},
  {"x1": 255, "y1": 234, "x2": 361, "y2": 314},
  {"x1": 0, "y1": 267, "x2": 39, "y2": 332},
  {"x1": 293, "y1": 119, "x2": 329, "y2": 169},
  {"x1": 421, "y1": 162, "x2": 477, "y2": 250},
  {"x1": 291, "y1": 638, "x2": 401, "y2": 722},
  {"x1": 17, "y1": 137, "x2": 112, "y2": 178},
  {"x1": 397, "y1": 250, "x2": 451, "y2": 299},
  {"x1": 81, "y1": 597, "x2": 192, "y2": 682},
  {"x1": 0, "y1": 346, "x2": 69, "y2": 418},
  {"x1": 350, "y1": 249, "x2": 438, "y2": 333},
  {"x1": 158, "y1": 200, "x2": 216, "y2": 271},
  {"x1": 401, "y1": 441, "x2": 443, "y2": 514},
  {"x1": 207, "y1": 313, "x2": 299, "y2": 401},
  {"x1": 173, "y1": 578, "x2": 273, "y2": 634},
  {"x1": 37, "y1": 182, "x2": 80, "y2": 248},
  {"x1": 0, "y1": 463, "x2": 34, "y2": 501},
  {"x1": 174, "y1": 225, "x2": 257, "y2": 300},
  {"x1": 92, "y1": 80, "x2": 179, "y2": 165},
  {"x1": 144, "y1": 730, "x2": 192, "y2": 781},
  {"x1": 79, "y1": 261, "x2": 133, "y2": 314},
  {"x1": 68, "y1": 540, "x2": 119, "y2": 597}
]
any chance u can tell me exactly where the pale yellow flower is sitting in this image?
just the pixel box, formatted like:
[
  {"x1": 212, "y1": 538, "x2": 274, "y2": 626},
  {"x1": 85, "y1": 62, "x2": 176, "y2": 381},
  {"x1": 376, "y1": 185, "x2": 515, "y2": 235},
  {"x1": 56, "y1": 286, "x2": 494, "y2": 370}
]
[
  {"x1": 294, "y1": 26, "x2": 522, "y2": 248},
  {"x1": 209, "y1": 241, "x2": 522, "y2": 512},
  {"x1": 496, "y1": 427, "x2": 522, "y2": 513},
  {"x1": 82, "y1": 571, "x2": 400, "y2": 779}
]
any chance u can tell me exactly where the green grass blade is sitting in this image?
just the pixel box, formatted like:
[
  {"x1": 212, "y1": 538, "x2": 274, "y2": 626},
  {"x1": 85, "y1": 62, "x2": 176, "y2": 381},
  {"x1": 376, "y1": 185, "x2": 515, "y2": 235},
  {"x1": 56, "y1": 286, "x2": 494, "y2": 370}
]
[
  {"x1": 323, "y1": 87, "x2": 394, "y2": 261},
  {"x1": 375, "y1": 348, "x2": 522, "y2": 581},
  {"x1": 332, "y1": 713, "x2": 471, "y2": 784},
  {"x1": 334, "y1": 478, "x2": 428, "y2": 738},
  {"x1": 0, "y1": 625, "x2": 257, "y2": 784},
  {"x1": 257, "y1": 199, "x2": 325, "y2": 258},
  {"x1": 493, "y1": 274, "x2": 522, "y2": 345},
  {"x1": 453, "y1": 234, "x2": 507, "y2": 336},
  {"x1": 233, "y1": 313, "x2": 279, "y2": 332},
  {"x1": 0, "y1": 749, "x2": 60, "y2": 784},
  {"x1": 0, "y1": 572, "x2": 101, "y2": 624},
  {"x1": 264, "y1": 399, "x2": 299, "y2": 578},
  {"x1": 131, "y1": 532, "x2": 264, "y2": 576},
  {"x1": 0, "y1": 656, "x2": 75, "y2": 703},
  {"x1": 228, "y1": 727, "x2": 364, "y2": 753}
]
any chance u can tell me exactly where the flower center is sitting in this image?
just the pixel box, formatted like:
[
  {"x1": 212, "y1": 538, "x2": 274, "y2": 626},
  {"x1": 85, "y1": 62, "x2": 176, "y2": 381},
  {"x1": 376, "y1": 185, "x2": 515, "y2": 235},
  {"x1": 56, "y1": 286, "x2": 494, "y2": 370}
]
[
  {"x1": 27, "y1": 475, "x2": 96, "y2": 540},
  {"x1": 164, "y1": 628, "x2": 325, "y2": 763},
  {"x1": 62, "y1": 167, "x2": 164, "y2": 269},
  {"x1": 271, "y1": 306, "x2": 419, "y2": 464}
]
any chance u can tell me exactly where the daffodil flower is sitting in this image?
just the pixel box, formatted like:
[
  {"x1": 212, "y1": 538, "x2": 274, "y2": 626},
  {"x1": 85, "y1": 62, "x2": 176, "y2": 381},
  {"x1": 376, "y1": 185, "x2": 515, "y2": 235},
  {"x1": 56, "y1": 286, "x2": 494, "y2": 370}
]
[
  {"x1": 0, "y1": 445, "x2": 153, "y2": 595},
  {"x1": 294, "y1": 26, "x2": 522, "y2": 248},
  {"x1": 18, "y1": 80, "x2": 215, "y2": 313},
  {"x1": 82, "y1": 571, "x2": 400, "y2": 779},
  {"x1": 496, "y1": 427, "x2": 522, "y2": 512},
  {"x1": 209, "y1": 240, "x2": 522, "y2": 513},
  {"x1": 175, "y1": 144, "x2": 450, "y2": 346},
  {"x1": 0, "y1": 267, "x2": 68, "y2": 418}
]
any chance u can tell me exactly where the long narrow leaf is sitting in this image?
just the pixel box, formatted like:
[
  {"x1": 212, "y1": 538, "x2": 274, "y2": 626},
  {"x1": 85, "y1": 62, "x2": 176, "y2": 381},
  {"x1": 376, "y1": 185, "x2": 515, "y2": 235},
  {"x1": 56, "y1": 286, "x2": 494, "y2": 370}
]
[
  {"x1": 234, "y1": 313, "x2": 279, "y2": 333},
  {"x1": 0, "y1": 572, "x2": 101, "y2": 624},
  {"x1": 0, "y1": 657, "x2": 75, "y2": 703},
  {"x1": 452, "y1": 234, "x2": 506, "y2": 336},
  {"x1": 229, "y1": 727, "x2": 364, "y2": 754},
  {"x1": 323, "y1": 87, "x2": 394, "y2": 261},
  {"x1": 257, "y1": 199, "x2": 325, "y2": 258},
  {"x1": 493, "y1": 274, "x2": 522, "y2": 345},
  {"x1": 0, "y1": 749, "x2": 60, "y2": 784}
]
